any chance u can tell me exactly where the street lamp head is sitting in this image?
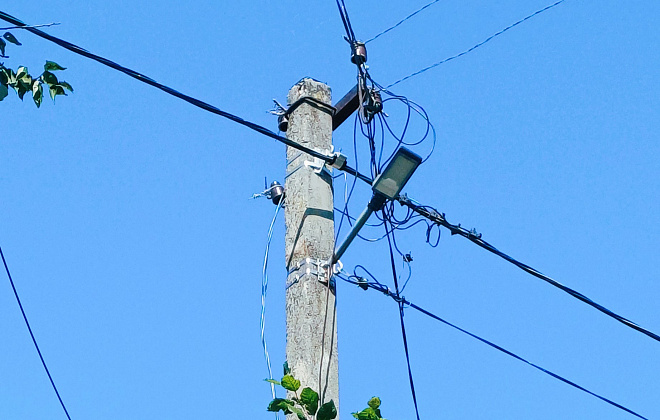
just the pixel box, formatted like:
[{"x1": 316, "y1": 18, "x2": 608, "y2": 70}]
[
  {"x1": 333, "y1": 147, "x2": 422, "y2": 265},
  {"x1": 372, "y1": 147, "x2": 422, "y2": 200}
]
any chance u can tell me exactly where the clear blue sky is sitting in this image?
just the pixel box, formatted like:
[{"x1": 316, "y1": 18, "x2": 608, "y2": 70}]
[{"x1": 1, "y1": 1, "x2": 658, "y2": 419}]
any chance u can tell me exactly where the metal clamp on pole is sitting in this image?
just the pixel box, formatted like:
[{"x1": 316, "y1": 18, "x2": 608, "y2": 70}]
[
  {"x1": 287, "y1": 258, "x2": 332, "y2": 289},
  {"x1": 329, "y1": 151, "x2": 347, "y2": 170},
  {"x1": 276, "y1": 96, "x2": 337, "y2": 132}
]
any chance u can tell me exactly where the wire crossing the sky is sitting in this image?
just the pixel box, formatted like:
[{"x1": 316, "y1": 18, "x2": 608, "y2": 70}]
[
  {"x1": 397, "y1": 195, "x2": 660, "y2": 344},
  {"x1": 337, "y1": 272, "x2": 648, "y2": 420},
  {"x1": 365, "y1": 0, "x2": 443, "y2": 44},
  {"x1": 387, "y1": 0, "x2": 567, "y2": 88},
  {"x1": 1, "y1": 245, "x2": 72, "y2": 420},
  {"x1": 335, "y1": 0, "x2": 357, "y2": 42},
  {"x1": 384, "y1": 219, "x2": 421, "y2": 420},
  {"x1": 0, "y1": 11, "x2": 373, "y2": 185}
]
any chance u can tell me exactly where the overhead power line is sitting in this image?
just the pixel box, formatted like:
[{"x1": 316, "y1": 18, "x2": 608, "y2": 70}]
[
  {"x1": 1, "y1": 245, "x2": 72, "y2": 420},
  {"x1": 366, "y1": 0, "x2": 443, "y2": 44},
  {"x1": 383, "y1": 219, "x2": 421, "y2": 420},
  {"x1": 387, "y1": 0, "x2": 568, "y2": 88},
  {"x1": 337, "y1": 272, "x2": 649, "y2": 420},
  {"x1": 396, "y1": 194, "x2": 660, "y2": 344},
  {"x1": 335, "y1": 0, "x2": 356, "y2": 42},
  {"x1": 0, "y1": 11, "x2": 372, "y2": 185}
]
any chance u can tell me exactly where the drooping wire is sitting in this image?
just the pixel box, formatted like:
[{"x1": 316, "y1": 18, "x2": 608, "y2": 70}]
[
  {"x1": 383, "y1": 219, "x2": 421, "y2": 420},
  {"x1": 365, "y1": 0, "x2": 444, "y2": 43},
  {"x1": 261, "y1": 198, "x2": 284, "y2": 408},
  {"x1": 337, "y1": 271, "x2": 649, "y2": 420},
  {"x1": 386, "y1": 0, "x2": 568, "y2": 88},
  {"x1": 335, "y1": 114, "x2": 365, "y2": 243},
  {"x1": 333, "y1": 77, "x2": 437, "y2": 246},
  {"x1": 397, "y1": 195, "x2": 660, "y2": 344},
  {"x1": 0, "y1": 11, "x2": 373, "y2": 185},
  {"x1": 0, "y1": 245, "x2": 72, "y2": 420}
]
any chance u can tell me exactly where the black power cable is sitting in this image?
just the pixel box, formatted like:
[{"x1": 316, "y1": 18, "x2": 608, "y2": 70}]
[
  {"x1": 383, "y1": 219, "x2": 421, "y2": 420},
  {"x1": 338, "y1": 271, "x2": 649, "y2": 420},
  {"x1": 335, "y1": 0, "x2": 356, "y2": 42},
  {"x1": 0, "y1": 11, "x2": 372, "y2": 185},
  {"x1": 1, "y1": 245, "x2": 72, "y2": 420},
  {"x1": 397, "y1": 195, "x2": 660, "y2": 344}
]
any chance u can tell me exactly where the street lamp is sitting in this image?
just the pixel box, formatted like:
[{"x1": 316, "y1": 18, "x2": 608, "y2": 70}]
[{"x1": 332, "y1": 147, "x2": 422, "y2": 264}]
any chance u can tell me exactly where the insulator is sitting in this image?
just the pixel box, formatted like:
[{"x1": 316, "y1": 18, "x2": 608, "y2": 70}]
[
  {"x1": 351, "y1": 41, "x2": 367, "y2": 65},
  {"x1": 278, "y1": 114, "x2": 289, "y2": 132},
  {"x1": 270, "y1": 181, "x2": 285, "y2": 205}
]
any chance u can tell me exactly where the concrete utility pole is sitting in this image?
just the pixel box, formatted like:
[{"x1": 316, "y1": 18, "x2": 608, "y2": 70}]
[{"x1": 284, "y1": 78, "x2": 339, "y2": 416}]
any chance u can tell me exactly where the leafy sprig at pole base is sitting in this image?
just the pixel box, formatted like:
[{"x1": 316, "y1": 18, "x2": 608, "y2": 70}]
[{"x1": 266, "y1": 363, "x2": 386, "y2": 420}]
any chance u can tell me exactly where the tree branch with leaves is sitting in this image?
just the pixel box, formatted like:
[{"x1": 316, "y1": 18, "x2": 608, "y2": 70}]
[{"x1": 0, "y1": 30, "x2": 72, "y2": 107}]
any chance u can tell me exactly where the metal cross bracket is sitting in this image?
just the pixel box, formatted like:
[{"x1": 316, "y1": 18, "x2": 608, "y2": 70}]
[{"x1": 287, "y1": 257, "x2": 332, "y2": 289}]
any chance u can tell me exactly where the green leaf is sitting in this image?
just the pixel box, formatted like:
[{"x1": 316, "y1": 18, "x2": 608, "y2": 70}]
[
  {"x1": 49, "y1": 84, "x2": 67, "y2": 101},
  {"x1": 17, "y1": 76, "x2": 31, "y2": 100},
  {"x1": 41, "y1": 70, "x2": 58, "y2": 86},
  {"x1": 16, "y1": 66, "x2": 28, "y2": 80},
  {"x1": 289, "y1": 406, "x2": 307, "y2": 420},
  {"x1": 0, "y1": 83, "x2": 8, "y2": 101},
  {"x1": 264, "y1": 379, "x2": 281, "y2": 386},
  {"x1": 44, "y1": 61, "x2": 66, "y2": 71},
  {"x1": 3, "y1": 67, "x2": 16, "y2": 86},
  {"x1": 281, "y1": 374, "x2": 301, "y2": 392},
  {"x1": 267, "y1": 398, "x2": 295, "y2": 413},
  {"x1": 317, "y1": 400, "x2": 338, "y2": 420},
  {"x1": 368, "y1": 397, "x2": 381, "y2": 410},
  {"x1": 59, "y1": 81, "x2": 73, "y2": 92},
  {"x1": 352, "y1": 408, "x2": 378, "y2": 420},
  {"x1": 283, "y1": 361, "x2": 291, "y2": 376},
  {"x1": 300, "y1": 387, "x2": 319, "y2": 415},
  {"x1": 3, "y1": 32, "x2": 21, "y2": 46},
  {"x1": 0, "y1": 38, "x2": 6, "y2": 56},
  {"x1": 32, "y1": 80, "x2": 42, "y2": 108}
]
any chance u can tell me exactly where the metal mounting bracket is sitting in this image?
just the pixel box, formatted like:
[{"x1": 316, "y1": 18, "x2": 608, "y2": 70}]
[
  {"x1": 304, "y1": 157, "x2": 332, "y2": 177},
  {"x1": 287, "y1": 258, "x2": 333, "y2": 289}
]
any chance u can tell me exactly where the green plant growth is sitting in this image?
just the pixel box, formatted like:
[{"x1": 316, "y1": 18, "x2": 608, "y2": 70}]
[
  {"x1": 0, "y1": 31, "x2": 72, "y2": 107},
  {"x1": 266, "y1": 363, "x2": 386, "y2": 420}
]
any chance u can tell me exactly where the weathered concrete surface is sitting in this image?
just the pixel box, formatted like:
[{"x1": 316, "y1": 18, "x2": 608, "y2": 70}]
[{"x1": 284, "y1": 78, "x2": 339, "y2": 417}]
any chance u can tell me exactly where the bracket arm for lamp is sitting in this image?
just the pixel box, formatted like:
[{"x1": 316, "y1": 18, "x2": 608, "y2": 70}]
[{"x1": 331, "y1": 147, "x2": 422, "y2": 265}]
